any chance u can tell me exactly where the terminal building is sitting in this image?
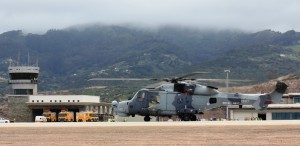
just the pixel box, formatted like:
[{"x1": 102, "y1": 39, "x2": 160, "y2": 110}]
[
  {"x1": 228, "y1": 93, "x2": 300, "y2": 120},
  {"x1": 7, "y1": 61, "x2": 111, "y2": 122}
]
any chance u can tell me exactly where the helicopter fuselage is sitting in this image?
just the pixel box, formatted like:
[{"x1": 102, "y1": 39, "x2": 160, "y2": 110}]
[{"x1": 112, "y1": 82, "x2": 288, "y2": 121}]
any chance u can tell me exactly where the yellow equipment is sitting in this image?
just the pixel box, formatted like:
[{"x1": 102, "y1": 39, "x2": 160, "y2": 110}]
[
  {"x1": 42, "y1": 109, "x2": 57, "y2": 122},
  {"x1": 58, "y1": 110, "x2": 74, "y2": 122},
  {"x1": 76, "y1": 111, "x2": 99, "y2": 122}
]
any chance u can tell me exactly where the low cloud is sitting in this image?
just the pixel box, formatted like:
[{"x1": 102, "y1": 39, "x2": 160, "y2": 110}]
[{"x1": 1, "y1": 0, "x2": 300, "y2": 33}]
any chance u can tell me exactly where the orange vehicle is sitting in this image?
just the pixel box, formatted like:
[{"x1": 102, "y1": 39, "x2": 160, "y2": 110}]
[
  {"x1": 42, "y1": 109, "x2": 57, "y2": 122},
  {"x1": 76, "y1": 111, "x2": 99, "y2": 122},
  {"x1": 58, "y1": 110, "x2": 74, "y2": 122}
]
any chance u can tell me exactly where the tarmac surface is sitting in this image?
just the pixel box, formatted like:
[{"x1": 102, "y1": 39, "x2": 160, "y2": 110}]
[{"x1": 0, "y1": 120, "x2": 300, "y2": 146}]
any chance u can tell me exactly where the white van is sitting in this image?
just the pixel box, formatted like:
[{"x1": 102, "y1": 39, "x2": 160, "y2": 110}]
[
  {"x1": 0, "y1": 118, "x2": 10, "y2": 123},
  {"x1": 35, "y1": 116, "x2": 47, "y2": 122}
]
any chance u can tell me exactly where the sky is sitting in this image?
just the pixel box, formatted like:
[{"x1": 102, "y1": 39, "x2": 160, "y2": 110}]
[{"x1": 1, "y1": 0, "x2": 300, "y2": 34}]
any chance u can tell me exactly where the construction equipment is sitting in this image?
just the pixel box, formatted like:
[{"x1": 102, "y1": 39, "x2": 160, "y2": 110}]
[
  {"x1": 42, "y1": 109, "x2": 57, "y2": 122},
  {"x1": 58, "y1": 110, "x2": 74, "y2": 122},
  {"x1": 76, "y1": 111, "x2": 99, "y2": 122}
]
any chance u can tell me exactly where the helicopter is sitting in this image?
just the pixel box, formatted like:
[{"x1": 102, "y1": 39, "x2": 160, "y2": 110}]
[{"x1": 90, "y1": 72, "x2": 288, "y2": 121}]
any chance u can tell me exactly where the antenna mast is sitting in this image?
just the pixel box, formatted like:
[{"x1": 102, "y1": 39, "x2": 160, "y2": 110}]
[
  {"x1": 17, "y1": 52, "x2": 20, "y2": 66},
  {"x1": 28, "y1": 52, "x2": 30, "y2": 66}
]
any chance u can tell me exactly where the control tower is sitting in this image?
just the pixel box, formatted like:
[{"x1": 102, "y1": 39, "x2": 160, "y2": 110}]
[{"x1": 8, "y1": 61, "x2": 39, "y2": 95}]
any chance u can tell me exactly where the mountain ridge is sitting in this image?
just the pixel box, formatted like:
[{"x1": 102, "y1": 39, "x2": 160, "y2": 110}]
[{"x1": 0, "y1": 25, "x2": 300, "y2": 92}]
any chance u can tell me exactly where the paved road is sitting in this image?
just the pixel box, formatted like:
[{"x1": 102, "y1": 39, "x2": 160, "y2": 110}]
[
  {"x1": 0, "y1": 121, "x2": 300, "y2": 146},
  {"x1": 1, "y1": 120, "x2": 300, "y2": 127}
]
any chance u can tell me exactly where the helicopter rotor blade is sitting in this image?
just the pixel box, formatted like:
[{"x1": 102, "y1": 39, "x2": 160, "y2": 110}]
[
  {"x1": 176, "y1": 72, "x2": 210, "y2": 80},
  {"x1": 88, "y1": 78, "x2": 158, "y2": 81},
  {"x1": 145, "y1": 81, "x2": 166, "y2": 88},
  {"x1": 195, "y1": 79, "x2": 253, "y2": 82}
]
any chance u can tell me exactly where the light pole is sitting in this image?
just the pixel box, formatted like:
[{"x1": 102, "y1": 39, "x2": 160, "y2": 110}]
[
  {"x1": 224, "y1": 69, "x2": 230, "y2": 120},
  {"x1": 224, "y1": 69, "x2": 230, "y2": 91}
]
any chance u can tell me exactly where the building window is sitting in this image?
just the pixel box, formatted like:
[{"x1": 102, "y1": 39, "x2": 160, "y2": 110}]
[
  {"x1": 55, "y1": 100, "x2": 57, "y2": 102},
  {"x1": 294, "y1": 97, "x2": 300, "y2": 103},
  {"x1": 32, "y1": 100, "x2": 34, "y2": 102},
  {"x1": 272, "y1": 112, "x2": 300, "y2": 120},
  {"x1": 77, "y1": 100, "x2": 80, "y2": 102},
  {"x1": 50, "y1": 100, "x2": 52, "y2": 102},
  {"x1": 37, "y1": 100, "x2": 39, "y2": 102},
  {"x1": 292, "y1": 113, "x2": 300, "y2": 119},
  {"x1": 68, "y1": 100, "x2": 70, "y2": 102},
  {"x1": 59, "y1": 100, "x2": 62, "y2": 102},
  {"x1": 73, "y1": 100, "x2": 75, "y2": 102},
  {"x1": 41, "y1": 100, "x2": 44, "y2": 102}
]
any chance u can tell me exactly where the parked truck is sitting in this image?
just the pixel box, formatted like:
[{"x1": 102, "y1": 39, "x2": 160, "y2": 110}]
[
  {"x1": 76, "y1": 111, "x2": 99, "y2": 122},
  {"x1": 42, "y1": 109, "x2": 57, "y2": 122},
  {"x1": 58, "y1": 110, "x2": 74, "y2": 122}
]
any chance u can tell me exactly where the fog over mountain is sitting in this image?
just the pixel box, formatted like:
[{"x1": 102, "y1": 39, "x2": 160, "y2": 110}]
[{"x1": 1, "y1": 0, "x2": 300, "y2": 33}]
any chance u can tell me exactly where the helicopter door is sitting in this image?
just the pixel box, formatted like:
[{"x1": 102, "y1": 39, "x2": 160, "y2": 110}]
[
  {"x1": 147, "y1": 92, "x2": 165, "y2": 111},
  {"x1": 166, "y1": 93, "x2": 176, "y2": 111},
  {"x1": 130, "y1": 91, "x2": 149, "y2": 115},
  {"x1": 148, "y1": 92, "x2": 160, "y2": 108}
]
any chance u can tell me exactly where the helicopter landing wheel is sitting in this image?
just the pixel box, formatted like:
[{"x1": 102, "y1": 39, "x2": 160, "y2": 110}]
[
  {"x1": 182, "y1": 115, "x2": 190, "y2": 121},
  {"x1": 144, "y1": 116, "x2": 151, "y2": 122},
  {"x1": 191, "y1": 115, "x2": 197, "y2": 121}
]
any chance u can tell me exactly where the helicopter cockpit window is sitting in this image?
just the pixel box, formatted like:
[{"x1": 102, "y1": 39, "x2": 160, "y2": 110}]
[
  {"x1": 148, "y1": 93, "x2": 160, "y2": 108},
  {"x1": 150, "y1": 95, "x2": 160, "y2": 104},
  {"x1": 138, "y1": 92, "x2": 146, "y2": 101}
]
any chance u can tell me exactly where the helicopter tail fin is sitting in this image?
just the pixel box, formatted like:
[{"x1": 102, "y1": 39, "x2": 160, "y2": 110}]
[{"x1": 253, "y1": 81, "x2": 288, "y2": 110}]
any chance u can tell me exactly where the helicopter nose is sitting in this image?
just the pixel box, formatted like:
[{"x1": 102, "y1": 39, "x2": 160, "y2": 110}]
[
  {"x1": 112, "y1": 100, "x2": 118, "y2": 108},
  {"x1": 111, "y1": 100, "x2": 119, "y2": 112}
]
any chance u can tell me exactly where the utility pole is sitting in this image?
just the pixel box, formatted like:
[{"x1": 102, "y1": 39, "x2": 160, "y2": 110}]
[
  {"x1": 224, "y1": 69, "x2": 230, "y2": 91},
  {"x1": 224, "y1": 69, "x2": 230, "y2": 120}
]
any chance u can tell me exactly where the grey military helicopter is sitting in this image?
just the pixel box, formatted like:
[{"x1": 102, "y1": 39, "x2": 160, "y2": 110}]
[{"x1": 90, "y1": 72, "x2": 288, "y2": 121}]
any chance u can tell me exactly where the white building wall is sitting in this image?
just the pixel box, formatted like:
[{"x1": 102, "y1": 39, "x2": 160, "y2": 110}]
[
  {"x1": 266, "y1": 111, "x2": 272, "y2": 120},
  {"x1": 230, "y1": 110, "x2": 258, "y2": 120},
  {"x1": 28, "y1": 95, "x2": 100, "y2": 103},
  {"x1": 12, "y1": 84, "x2": 37, "y2": 94}
]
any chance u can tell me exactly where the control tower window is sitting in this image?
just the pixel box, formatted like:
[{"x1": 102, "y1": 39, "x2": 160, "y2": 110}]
[
  {"x1": 14, "y1": 89, "x2": 33, "y2": 95},
  {"x1": 9, "y1": 73, "x2": 38, "y2": 80}
]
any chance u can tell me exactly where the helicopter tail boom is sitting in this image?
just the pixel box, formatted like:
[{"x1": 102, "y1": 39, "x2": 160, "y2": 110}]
[{"x1": 253, "y1": 81, "x2": 288, "y2": 110}]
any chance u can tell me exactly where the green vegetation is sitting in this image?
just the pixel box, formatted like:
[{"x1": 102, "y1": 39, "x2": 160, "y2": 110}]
[{"x1": 0, "y1": 25, "x2": 300, "y2": 102}]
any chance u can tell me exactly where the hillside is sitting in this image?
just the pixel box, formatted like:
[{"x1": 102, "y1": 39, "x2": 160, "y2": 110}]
[
  {"x1": 0, "y1": 25, "x2": 300, "y2": 93},
  {"x1": 222, "y1": 74, "x2": 300, "y2": 93}
]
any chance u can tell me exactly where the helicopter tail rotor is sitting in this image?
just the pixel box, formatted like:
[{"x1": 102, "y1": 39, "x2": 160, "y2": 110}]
[{"x1": 252, "y1": 81, "x2": 288, "y2": 110}]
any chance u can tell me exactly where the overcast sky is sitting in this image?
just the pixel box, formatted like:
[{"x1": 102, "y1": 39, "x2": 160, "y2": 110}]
[{"x1": 1, "y1": 0, "x2": 300, "y2": 34}]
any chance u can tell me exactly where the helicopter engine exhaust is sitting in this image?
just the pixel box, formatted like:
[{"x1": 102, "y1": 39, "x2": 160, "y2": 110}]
[{"x1": 193, "y1": 85, "x2": 219, "y2": 96}]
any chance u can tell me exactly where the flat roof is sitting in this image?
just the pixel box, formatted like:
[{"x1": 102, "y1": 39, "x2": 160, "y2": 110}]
[
  {"x1": 229, "y1": 104, "x2": 300, "y2": 109},
  {"x1": 26, "y1": 102, "x2": 111, "y2": 107},
  {"x1": 8, "y1": 66, "x2": 39, "y2": 73},
  {"x1": 29, "y1": 95, "x2": 101, "y2": 103},
  {"x1": 284, "y1": 93, "x2": 300, "y2": 96}
]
